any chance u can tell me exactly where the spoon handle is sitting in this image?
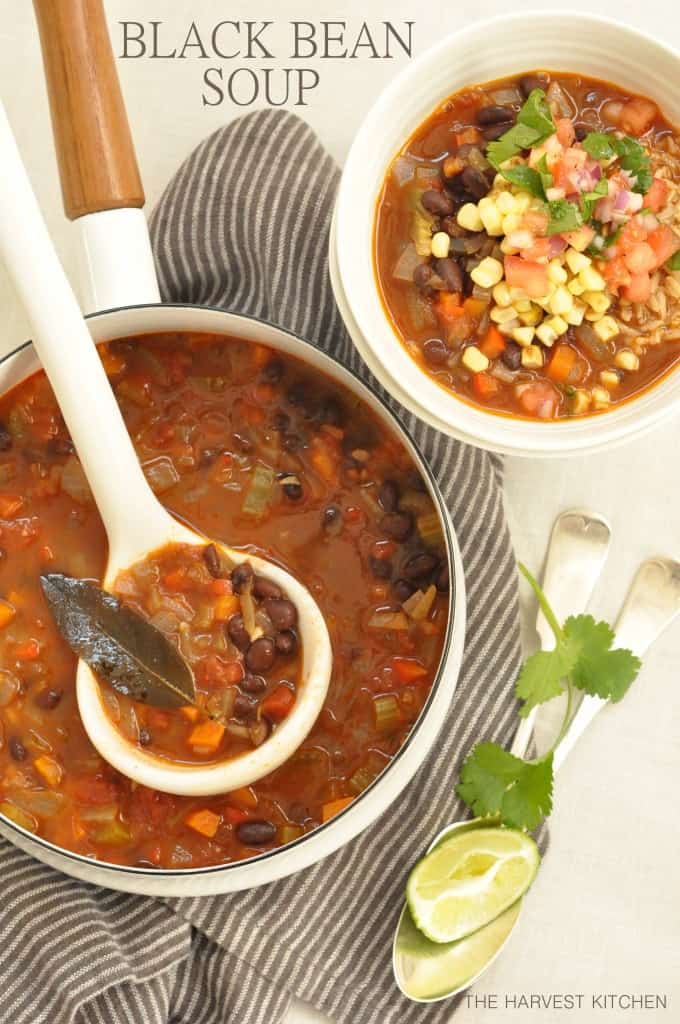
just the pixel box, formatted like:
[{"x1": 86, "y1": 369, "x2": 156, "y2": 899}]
[
  {"x1": 0, "y1": 102, "x2": 165, "y2": 552},
  {"x1": 553, "y1": 557, "x2": 680, "y2": 772},
  {"x1": 510, "y1": 509, "x2": 611, "y2": 759}
]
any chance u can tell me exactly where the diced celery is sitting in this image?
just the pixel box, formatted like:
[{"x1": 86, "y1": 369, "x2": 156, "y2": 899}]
[
  {"x1": 242, "y1": 464, "x2": 275, "y2": 517},
  {"x1": 373, "y1": 694, "x2": 402, "y2": 735}
]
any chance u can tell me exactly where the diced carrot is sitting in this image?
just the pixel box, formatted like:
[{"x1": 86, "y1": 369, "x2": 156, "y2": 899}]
[
  {"x1": 185, "y1": 808, "x2": 221, "y2": 838},
  {"x1": 455, "y1": 127, "x2": 480, "y2": 145},
  {"x1": 180, "y1": 705, "x2": 200, "y2": 722},
  {"x1": 33, "y1": 755, "x2": 62, "y2": 787},
  {"x1": 188, "y1": 720, "x2": 225, "y2": 753},
  {"x1": 463, "y1": 297, "x2": 487, "y2": 319},
  {"x1": 311, "y1": 443, "x2": 337, "y2": 484},
  {"x1": 391, "y1": 657, "x2": 429, "y2": 684},
  {"x1": 261, "y1": 684, "x2": 295, "y2": 722},
  {"x1": 479, "y1": 325, "x2": 506, "y2": 360},
  {"x1": 471, "y1": 373, "x2": 500, "y2": 400},
  {"x1": 647, "y1": 225, "x2": 680, "y2": 268},
  {"x1": 213, "y1": 594, "x2": 240, "y2": 622},
  {"x1": 227, "y1": 786, "x2": 258, "y2": 810},
  {"x1": 224, "y1": 806, "x2": 249, "y2": 825},
  {"x1": 0, "y1": 600, "x2": 16, "y2": 630},
  {"x1": 15, "y1": 639, "x2": 40, "y2": 661},
  {"x1": 645, "y1": 177, "x2": 669, "y2": 214},
  {"x1": 435, "y1": 292, "x2": 464, "y2": 323},
  {"x1": 547, "y1": 344, "x2": 577, "y2": 383},
  {"x1": 504, "y1": 256, "x2": 549, "y2": 298},
  {"x1": 0, "y1": 496, "x2": 24, "y2": 519},
  {"x1": 162, "y1": 568, "x2": 190, "y2": 591},
  {"x1": 210, "y1": 578, "x2": 231, "y2": 596},
  {"x1": 619, "y1": 97, "x2": 658, "y2": 136},
  {"x1": 322, "y1": 796, "x2": 354, "y2": 823}
]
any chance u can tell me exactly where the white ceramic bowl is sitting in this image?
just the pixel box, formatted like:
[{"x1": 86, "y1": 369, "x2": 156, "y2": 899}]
[
  {"x1": 0, "y1": 308, "x2": 466, "y2": 895},
  {"x1": 333, "y1": 12, "x2": 680, "y2": 457}
]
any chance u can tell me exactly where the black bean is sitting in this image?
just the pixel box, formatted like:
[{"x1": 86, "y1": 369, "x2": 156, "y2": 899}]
[
  {"x1": 413, "y1": 263, "x2": 433, "y2": 291},
  {"x1": 574, "y1": 124, "x2": 588, "y2": 142},
  {"x1": 322, "y1": 504, "x2": 342, "y2": 533},
  {"x1": 275, "y1": 630, "x2": 298, "y2": 657},
  {"x1": 502, "y1": 341, "x2": 522, "y2": 371},
  {"x1": 245, "y1": 636, "x2": 276, "y2": 673},
  {"x1": 9, "y1": 737, "x2": 26, "y2": 762},
  {"x1": 241, "y1": 674, "x2": 267, "y2": 695},
  {"x1": 436, "y1": 563, "x2": 450, "y2": 593},
  {"x1": 47, "y1": 436, "x2": 75, "y2": 456},
  {"x1": 423, "y1": 338, "x2": 450, "y2": 367},
  {"x1": 381, "y1": 512, "x2": 414, "y2": 542},
  {"x1": 370, "y1": 556, "x2": 393, "y2": 580},
  {"x1": 231, "y1": 562, "x2": 254, "y2": 594},
  {"x1": 460, "y1": 165, "x2": 491, "y2": 200},
  {"x1": 203, "y1": 543, "x2": 225, "y2": 579},
  {"x1": 378, "y1": 479, "x2": 400, "y2": 514},
  {"x1": 252, "y1": 576, "x2": 282, "y2": 600},
  {"x1": 35, "y1": 688, "x2": 62, "y2": 710},
  {"x1": 280, "y1": 475, "x2": 302, "y2": 501},
  {"x1": 236, "y1": 820, "x2": 277, "y2": 846},
  {"x1": 234, "y1": 694, "x2": 256, "y2": 721},
  {"x1": 421, "y1": 189, "x2": 454, "y2": 216},
  {"x1": 139, "y1": 729, "x2": 152, "y2": 747},
  {"x1": 262, "y1": 359, "x2": 284, "y2": 383},
  {"x1": 403, "y1": 552, "x2": 439, "y2": 581},
  {"x1": 482, "y1": 123, "x2": 510, "y2": 142},
  {"x1": 0, "y1": 424, "x2": 12, "y2": 452},
  {"x1": 433, "y1": 257, "x2": 463, "y2": 293},
  {"x1": 264, "y1": 598, "x2": 297, "y2": 631},
  {"x1": 477, "y1": 105, "x2": 515, "y2": 127},
  {"x1": 519, "y1": 73, "x2": 549, "y2": 98},
  {"x1": 393, "y1": 578, "x2": 417, "y2": 602},
  {"x1": 227, "y1": 613, "x2": 251, "y2": 652}
]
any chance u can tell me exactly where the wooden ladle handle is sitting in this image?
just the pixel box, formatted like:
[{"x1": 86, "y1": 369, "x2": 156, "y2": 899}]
[{"x1": 33, "y1": 0, "x2": 144, "y2": 220}]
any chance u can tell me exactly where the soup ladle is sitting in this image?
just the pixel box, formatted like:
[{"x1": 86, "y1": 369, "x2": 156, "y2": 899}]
[
  {"x1": 394, "y1": 542, "x2": 680, "y2": 1001},
  {"x1": 0, "y1": 101, "x2": 333, "y2": 796}
]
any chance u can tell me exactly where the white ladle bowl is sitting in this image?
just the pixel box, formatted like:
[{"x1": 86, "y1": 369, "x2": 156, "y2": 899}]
[{"x1": 0, "y1": 101, "x2": 333, "y2": 797}]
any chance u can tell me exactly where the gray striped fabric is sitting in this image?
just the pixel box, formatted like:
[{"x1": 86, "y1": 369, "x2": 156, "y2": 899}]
[{"x1": 0, "y1": 110, "x2": 529, "y2": 1024}]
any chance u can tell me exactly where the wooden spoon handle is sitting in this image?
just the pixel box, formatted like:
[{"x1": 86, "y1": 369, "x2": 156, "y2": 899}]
[{"x1": 33, "y1": 0, "x2": 144, "y2": 220}]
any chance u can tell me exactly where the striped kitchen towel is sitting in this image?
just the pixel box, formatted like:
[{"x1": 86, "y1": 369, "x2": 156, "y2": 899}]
[{"x1": 0, "y1": 110, "x2": 529, "y2": 1024}]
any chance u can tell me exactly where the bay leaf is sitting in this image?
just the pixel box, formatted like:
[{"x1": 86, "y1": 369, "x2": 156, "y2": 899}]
[{"x1": 40, "y1": 574, "x2": 196, "y2": 709}]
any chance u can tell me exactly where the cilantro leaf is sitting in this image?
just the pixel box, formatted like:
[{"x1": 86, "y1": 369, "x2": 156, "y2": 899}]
[
  {"x1": 519, "y1": 89, "x2": 556, "y2": 140},
  {"x1": 582, "y1": 132, "x2": 616, "y2": 161},
  {"x1": 563, "y1": 615, "x2": 641, "y2": 702},
  {"x1": 579, "y1": 178, "x2": 609, "y2": 222},
  {"x1": 456, "y1": 743, "x2": 554, "y2": 831},
  {"x1": 536, "y1": 154, "x2": 553, "y2": 194},
  {"x1": 545, "y1": 199, "x2": 583, "y2": 235},
  {"x1": 581, "y1": 131, "x2": 652, "y2": 194},
  {"x1": 487, "y1": 88, "x2": 555, "y2": 169},
  {"x1": 514, "y1": 645, "x2": 575, "y2": 716},
  {"x1": 500, "y1": 164, "x2": 545, "y2": 197},
  {"x1": 667, "y1": 252, "x2": 680, "y2": 271}
]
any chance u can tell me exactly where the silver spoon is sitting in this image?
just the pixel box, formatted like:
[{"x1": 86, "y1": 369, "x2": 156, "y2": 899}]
[{"x1": 393, "y1": 516, "x2": 680, "y2": 1001}]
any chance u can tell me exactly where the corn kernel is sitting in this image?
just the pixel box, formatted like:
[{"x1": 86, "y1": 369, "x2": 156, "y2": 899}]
[
  {"x1": 493, "y1": 173, "x2": 506, "y2": 189},
  {"x1": 593, "y1": 316, "x2": 620, "y2": 342},
  {"x1": 512, "y1": 326, "x2": 535, "y2": 347},
  {"x1": 508, "y1": 287, "x2": 528, "y2": 303},
  {"x1": 492, "y1": 282, "x2": 512, "y2": 307},
  {"x1": 470, "y1": 257, "x2": 504, "y2": 289},
  {"x1": 496, "y1": 191, "x2": 517, "y2": 215},
  {"x1": 583, "y1": 291, "x2": 610, "y2": 314},
  {"x1": 457, "y1": 203, "x2": 484, "y2": 233},
  {"x1": 514, "y1": 298, "x2": 532, "y2": 313},
  {"x1": 614, "y1": 349, "x2": 640, "y2": 372},
  {"x1": 536, "y1": 321, "x2": 558, "y2": 347},
  {"x1": 585, "y1": 308, "x2": 605, "y2": 322},
  {"x1": 547, "y1": 260, "x2": 568, "y2": 285},
  {"x1": 571, "y1": 390, "x2": 591, "y2": 415},
  {"x1": 591, "y1": 386, "x2": 611, "y2": 409},
  {"x1": 431, "y1": 232, "x2": 451, "y2": 259},
  {"x1": 545, "y1": 315, "x2": 569, "y2": 337},
  {"x1": 477, "y1": 196, "x2": 504, "y2": 236},
  {"x1": 565, "y1": 301, "x2": 586, "y2": 326},
  {"x1": 490, "y1": 305, "x2": 520, "y2": 324},
  {"x1": 519, "y1": 304, "x2": 543, "y2": 326},
  {"x1": 500, "y1": 237, "x2": 519, "y2": 255},
  {"x1": 521, "y1": 345, "x2": 544, "y2": 368},
  {"x1": 600, "y1": 369, "x2": 621, "y2": 390},
  {"x1": 549, "y1": 286, "x2": 574, "y2": 316},
  {"x1": 579, "y1": 266, "x2": 606, "y2": 291},
  {"x1": 568, "y1": 278, "x2": 586, "y2": 296},
  {"x1": 498, "y1": 319, "x2": 521, "y2": 336},
  {"x1": 502, "y1": 213, "x2": 523, "y2": 235},
  {"x1": 514, "y1": 192, "x2": 532, "y2": 213},
  {"x1": 461, "y1": 346, "x2": 490, "y2": 373},
  {"x1": 565, "y1": 249, "x2": 592, "y2": 275}
]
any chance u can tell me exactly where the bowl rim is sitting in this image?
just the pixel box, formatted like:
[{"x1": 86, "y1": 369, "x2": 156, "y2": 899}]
[
  {"x1": 0, "y1": 303, "x2": 461, "y2": 878},
  {"x1": 334, "y1": 9, "x2": 680, "y2": 456}
]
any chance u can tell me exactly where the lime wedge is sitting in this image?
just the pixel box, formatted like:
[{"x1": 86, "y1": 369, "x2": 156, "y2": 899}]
[{"x1": 406, "y1": 827, "x2": 539, "y2": 944}]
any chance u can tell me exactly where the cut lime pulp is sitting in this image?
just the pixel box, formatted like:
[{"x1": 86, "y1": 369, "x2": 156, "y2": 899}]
[{"x1": 406, "y1": 826, "x2": 539, "y2": 944}]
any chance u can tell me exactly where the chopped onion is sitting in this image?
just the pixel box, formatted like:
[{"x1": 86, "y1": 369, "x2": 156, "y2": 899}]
[
  {"x1": 546, "y1": 81, "x2": 576, "y2": 119},
  {"x1": 575, "y1": 322, "x2": 613, "y2": 361},
  {"x1": 392, "y1": 243, "x2": 423, "y2": 282},
  {"x1": 143, "y1": 456, "x2": 179, "y2": 495},
  {"x1": 490, "y1": 363, "x2": 518, "y2": 383},
  {"x1": 471, "y1": 284, "x2": 492, "y2": 304},
  {"x1": 491, "y1": 87, "x2": 522, "y2": 105},
  {"x1": 368, "y1": 610, "x2": 409, "y2": 631},
  {"x1": 392, "y1": 156, "x2": 416, "y2": 187}
]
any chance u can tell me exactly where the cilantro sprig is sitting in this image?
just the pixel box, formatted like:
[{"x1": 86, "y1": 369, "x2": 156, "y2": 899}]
[
  {"x1": 487, "y1": 89, "x2": 556, "y2": 169},
  {"x1": 582, "y1": 131, "x2": 653, "y2": 193},
  {"x1": 455, "y1": 564, "x2": 641, "y2": 832}
]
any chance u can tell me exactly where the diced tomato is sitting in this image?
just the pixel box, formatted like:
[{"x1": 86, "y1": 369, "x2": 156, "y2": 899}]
[
  {"x1": 71, "y1": 776, "x2": 119, "y2": 806},
  {"x1": 618, "y1": 218, "x2": 648, "y2": 254},
  {"x1": 522, "y1": 209, "x2": 550, "y2": 235},
  {"x1": 128, "y1": 786, "x2": 176, "y2": 828},
  {"x1": 210, "y1": 578, "x2": 231, "y2": 596},
  {"x1": 391, "y1": 657, "x2": 429, "y2": 684},
  {"x1": 647, "y1": 225, "x2": 680, "y2": 268},
  {"x1": 603, "y1": 256, "x2": 632, "y2": 292},
  {"x1": 223, "y1": 806, "x2": 249, "y2": 826},
  {"x1": 556, "y1": 118, "x2": 575, "y2": 147},
  {"x1": 198, "y1": 655, "x2": 243, "y2": 688},
  {"x1": 261, "y1": 684, "x2": 295, "y2": 722},
  {"x1": 645, "y1": 177, "x2": 669, "y2": 214},
  {"x1": 471, "y1": 372, "x2": 500, "y2": 400},
  {"x1": 161, "y1": 568, "x2": 191, "y2": 591},
  {"x1": 227, "y1": 786, "x2": 258, "y2": 810},
  {"x1": 504, "y1": 256, "x2": 549, "y2": 298},
  {"x1": 518, "y1": 381, "x2": 560, "y2": 419},
  {"x1": 14, "y1": 639, "x2": 40, "y2": 661},
  {"x1": 621, "y1": 273, "x2": 653, "y2": 303},
  {"x1": 479, "y1": 326, "x2": 506, "y2": 360},
  {"x1": 623, "y1": 242, "x2": 656, "y2": 275},
  {"x1": 563, "y1": 225, "x2": 596, "y2": 252},
  {"x1": 619, "y1": 97, "x2": 658, "y2": 137}
]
